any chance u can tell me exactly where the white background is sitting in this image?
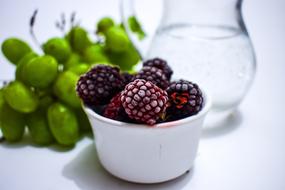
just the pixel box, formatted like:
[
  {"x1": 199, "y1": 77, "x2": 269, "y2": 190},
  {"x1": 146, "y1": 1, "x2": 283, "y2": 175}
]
[{"x1": 0, "y1": 0, "x2": 285, "y2": 190}]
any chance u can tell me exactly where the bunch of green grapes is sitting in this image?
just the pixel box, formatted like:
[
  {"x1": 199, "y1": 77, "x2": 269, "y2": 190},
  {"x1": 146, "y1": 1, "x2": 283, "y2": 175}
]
[
  {"x1": 0, "y1": 15, "x2": 145, "y2": 147},
  {"x1": 95, "y1": 16, "x2": 145, "y2": 71}
]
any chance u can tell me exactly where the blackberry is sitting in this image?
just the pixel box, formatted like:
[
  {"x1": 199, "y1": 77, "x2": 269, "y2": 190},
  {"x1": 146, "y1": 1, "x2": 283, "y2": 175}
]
[
  {"x1": 121, "y1": 79, "x2": 168, "y2": 125},
  {"x1": 166, "y1": 79, "x2": 203, "y2": 121},
  {"x1": 76, "y1": 65, "x2": 124, "y2": 105},
  {"x1": 121, "y1": 72, "x2": 134, "y2": 86},
  {"x1": 143, "y1": 58, "x2": 173, "y2": 80},
  {"x1": 133, "y1": 66, "x2": 169, "y2": 90},
  {"x1": 103, "y1": 93, "x2": 130, "y2": 121}
]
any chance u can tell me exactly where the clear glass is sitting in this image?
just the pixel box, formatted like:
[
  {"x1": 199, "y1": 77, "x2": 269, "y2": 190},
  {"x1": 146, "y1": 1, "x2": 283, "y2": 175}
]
[{"x1": 121, "y1": 0, "x2": 256, "y2": 117}]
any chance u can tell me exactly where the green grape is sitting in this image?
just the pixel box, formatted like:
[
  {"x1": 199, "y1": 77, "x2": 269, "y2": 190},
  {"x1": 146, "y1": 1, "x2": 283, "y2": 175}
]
[
  {"x1": 22, "y1": 55, "x2": 58, "y2": 89},
  {"x1": 81, "y1": 44, "x2": 110, "y2": 64},
  {"x1": 27, "y1": 109, "x2": 54, "y2": 145},
  {"x1": 68, "y1": 63, "x2": 90, "y2": 76},
  {"x1": 1, "y1": 38, "x2": 32, "y2": 64},
  {"x1": 38, "y1": 95, "x2": 54, "y2": 110},
  {"x1": 127, "y1": 16, "x2": 141, "y2": 33},
  {"x1": 66, "y1": 27, "x2": 92, "y2": 53},
  {"x1": 107, "y1": 44, "x2": 140, "y2": 71},
  {"x1": 105, "y1": 26, "x2": 130, "y2": 53},
  {"x1": 47, "y1": 102, "x2": 79, "y2": 146},
  {"x1": 0, "y1": 89, "x2": 26, "y2": 142},
  {"x1": 43, "y1": 38, "x2": 71, "y2": 63},
  {"x1": 16, "y1": 52, "x2": 38, "y2": 82},
  {"x1": 97, "y1": 17, "x2": 115, "y2": 35},
  {"x1": 3, "y1": 81, "x2": 39, "y2": 113},
  {"x1": 0, "y1": 88, "x2": 5, "y2": 109},
  {"x1": 127, "y1": 16, "x2": 146, "y2": 40},
  {"x1": 76, "y1": 108, "x2": 92, "y2": 133},
  {"x1": 0, "y1": 103, "x2": 25, "y2": 142},
  {"x1": 89, "y1": 62, "x2": 112, "y2": 69},
  {"x1": 35, "y1": 86, "x2": 54, "y2": 98},
  {"x1": 53, "y1": 71, "x2": 81, "y2": 108},
  {"x1": 0, "y1": 88, "x2": 5, "y2": 118},
  {"x1": 64, "y1": 53, "x2": 81, "y2": 69},
  {"x1": 120, "y1": 16, "x2": 145, "y2": 40}
]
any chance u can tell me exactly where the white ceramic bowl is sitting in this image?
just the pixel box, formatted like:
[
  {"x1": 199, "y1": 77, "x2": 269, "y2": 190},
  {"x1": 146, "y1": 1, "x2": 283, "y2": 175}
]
[{"x1": 83, "y1": 91, "x2": 211, "y2": 184}]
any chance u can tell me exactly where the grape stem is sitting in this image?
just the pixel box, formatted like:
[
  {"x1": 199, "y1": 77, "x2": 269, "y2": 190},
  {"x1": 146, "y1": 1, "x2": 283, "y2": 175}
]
[
  {"x1": 29, "y1": 9, "x2": 43, "y2": 51},
  {"x1": 56, "y1": 12, "x2": 81, "y2": 36},
  {"x1": 55, "y1": 13, "x2": 66, "y2": 35},
  {"x1": 70, "y1": 12, "x2": 76, "y2": 28}
]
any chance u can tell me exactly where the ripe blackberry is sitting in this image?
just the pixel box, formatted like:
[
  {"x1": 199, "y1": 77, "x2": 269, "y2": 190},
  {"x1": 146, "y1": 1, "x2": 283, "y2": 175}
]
[
  {"x1": 103, "y1": 93, "x2": 130, "y2": 121},
  {"x1": 121, "y1": 72, "x2": 134, "y2": 86},
  {"x1": 143, "y1": 58, "x2": 173, "y2": 80},
  {"x1": 133, "y1": 66, "x2": 169, "y2": 90},
  {"x1": 121, "y1": 79, "x2": 168, "y2": 125},
  {"x1": 76, "y1": 65, "x2": 124, "y2": 105},
  {"x1": 166, "y1": 80, "x2": 203, "y2": 121}
]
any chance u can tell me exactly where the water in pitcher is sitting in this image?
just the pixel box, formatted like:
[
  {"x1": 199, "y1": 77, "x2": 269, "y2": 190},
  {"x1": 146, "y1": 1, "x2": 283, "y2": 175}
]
[{"x1": 147, "y1": 24, "x2": 256, "y2": 113}]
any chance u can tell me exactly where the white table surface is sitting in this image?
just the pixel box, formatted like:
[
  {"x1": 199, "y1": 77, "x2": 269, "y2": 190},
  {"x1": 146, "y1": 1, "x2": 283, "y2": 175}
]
[{"x1": 1, "y1": 0, "x2": 285, "y2": 190}]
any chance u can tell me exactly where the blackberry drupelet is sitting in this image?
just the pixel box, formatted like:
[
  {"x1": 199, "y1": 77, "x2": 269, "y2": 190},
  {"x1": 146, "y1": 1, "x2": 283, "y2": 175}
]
[
  {"x1": 121, "y1": 79, "x2": 168, "y2": 125},
  {"x1": 166, "y1": 79, "x2": 203, "y2": 121},
  {"x1": 76, "y1": 65, "x2": 124, "y2": 105},
  {"x1": 121, "y1": 72, "x2": 134, "y2": 86},
  {"x1": 133, "y1": 66, "x2": 169, "y2": 90},
  {"x1": 143, "y1": 58, "x2": 173, "y2": 80}
]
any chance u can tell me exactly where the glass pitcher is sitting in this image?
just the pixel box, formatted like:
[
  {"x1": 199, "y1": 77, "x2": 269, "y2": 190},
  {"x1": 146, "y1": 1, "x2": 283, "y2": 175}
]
[{"x1": 121, "y1": 0, "x2": 256, "y2": 118}]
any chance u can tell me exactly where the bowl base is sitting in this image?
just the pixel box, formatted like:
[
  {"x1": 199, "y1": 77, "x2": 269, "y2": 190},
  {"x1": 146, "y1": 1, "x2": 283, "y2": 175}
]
[{"x1": 101, "y1": 164, "x2": 193, "y2": 184}]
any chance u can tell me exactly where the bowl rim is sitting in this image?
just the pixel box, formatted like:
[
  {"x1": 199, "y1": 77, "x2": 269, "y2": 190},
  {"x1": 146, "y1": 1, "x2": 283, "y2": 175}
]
[{"x1": 83, "y1": 88, "x2": 211, "y2": 129}]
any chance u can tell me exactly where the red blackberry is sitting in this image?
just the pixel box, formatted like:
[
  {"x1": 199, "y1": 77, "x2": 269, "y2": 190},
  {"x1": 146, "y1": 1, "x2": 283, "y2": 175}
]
[
  {"x1": 103, "y1": 93, "x2": 130, "y2": 121},
  {"x1": 121, "y1": 79, "x2": 168, "y2": 125},
  {"x1": 143, "y1": 58, "x2": 173, "y2": 80},
  {"x1": 133, "y1": 66, "x2": 169, "y2": 90},
  {"x1": 76, "y1": 65, "x2": 124, "y2": 105},
  {"x1": 166, "y1": 80, "x2": 203, "y2": 121}
]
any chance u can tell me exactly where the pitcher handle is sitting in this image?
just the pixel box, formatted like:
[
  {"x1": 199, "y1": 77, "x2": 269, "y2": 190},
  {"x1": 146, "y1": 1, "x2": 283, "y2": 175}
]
[{"x1": 120, "y1": 0, "x2": 160, "y2": 59}]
